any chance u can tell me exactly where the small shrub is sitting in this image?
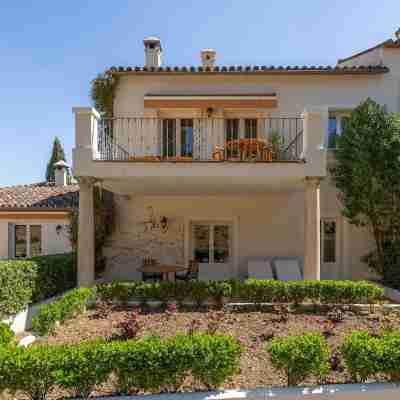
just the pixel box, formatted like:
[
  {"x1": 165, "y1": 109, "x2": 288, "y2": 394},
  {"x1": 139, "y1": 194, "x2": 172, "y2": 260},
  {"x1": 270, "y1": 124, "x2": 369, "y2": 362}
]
[
  {"x1": 189, "y1": 334, "x2": 242, "y2": 388},
  {"x1": 208, "y1": 281, "x2": 232, "y2": 307},
  {"x1": 111, "y1": 336, "x2": 187, "y2": 393},
  {"x1": 32, "y1": 288, "x2": 94, "y2": 336},
  {"x1": 32, "y1": 303, "x2": 60, "y2": 336},
  {"x1": 0, "y1": 322, "x2": 14, "y2": 346},
  {"x1": 117, "y1": 309, "x2": 142, "y2": 340},
  {"x1": 206, "y1": 311, "x2": 225, "y2": 335},
  {"x1": 0, "y1": 260, "x2": 36, "y2": 319},
  {"x1": 340, "y1": 331, "x2": 382, "y2": 382},
  {"x1": 268, "y1": 333, "x2": 330, "y2": 386},
  {"x1": 187, "y1": 281, "x2": 209, "y2": 306},
  {"x1": 0, "y1": 344, "x2": 63, "y2": 400},
  {"x1": 55, "y1": 340, "x2": 112, "y2": 399}
]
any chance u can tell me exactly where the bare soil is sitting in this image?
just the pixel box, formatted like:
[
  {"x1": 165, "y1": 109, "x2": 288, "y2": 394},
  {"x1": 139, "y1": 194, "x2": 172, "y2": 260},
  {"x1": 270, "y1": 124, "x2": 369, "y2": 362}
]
[{"x1": 6, "y1": 304, "x2": 400, "y2": 399}]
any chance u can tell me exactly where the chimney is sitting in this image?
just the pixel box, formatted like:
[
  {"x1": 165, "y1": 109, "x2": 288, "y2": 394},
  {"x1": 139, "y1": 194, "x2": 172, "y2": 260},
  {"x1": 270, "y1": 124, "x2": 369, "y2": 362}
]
[
  {"x1": 200, "y1": 49, "x2": 216, "y2": 67},
  {"x1": 143, "y1": 36, "x2": 162, "y2": 68},
  {"x1": 396, "y1": 28, "x2": 400, "y2": 41},
  {"x1": 54, "y1": 160, "x2": 69, "y2": 186}
]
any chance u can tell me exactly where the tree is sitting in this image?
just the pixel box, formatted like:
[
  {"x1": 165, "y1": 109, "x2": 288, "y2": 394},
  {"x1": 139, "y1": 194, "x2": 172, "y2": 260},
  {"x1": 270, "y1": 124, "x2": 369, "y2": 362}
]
[
  {"x1": 90, "y1": 72, "x2": 117, "y2": 117},
  {"x1": 46, "y1": 137, "x2": 67, "y2": 183},
  {"x1": 331, "y1": 98, "x2": 400, "y2": 284}
]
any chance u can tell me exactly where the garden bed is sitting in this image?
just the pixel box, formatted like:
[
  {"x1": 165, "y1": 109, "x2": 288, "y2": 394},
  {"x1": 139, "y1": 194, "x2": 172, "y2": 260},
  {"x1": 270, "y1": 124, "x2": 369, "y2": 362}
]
[{"x1": 34, "y1": 303, "x2": 400, "y2": 392}]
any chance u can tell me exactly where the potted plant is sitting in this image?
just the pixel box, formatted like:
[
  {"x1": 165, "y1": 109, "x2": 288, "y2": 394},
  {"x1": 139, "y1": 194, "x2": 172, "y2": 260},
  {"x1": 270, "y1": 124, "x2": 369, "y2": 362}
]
[{"x1": 269, "y1": 131, "x2": 284, "y2": 160}]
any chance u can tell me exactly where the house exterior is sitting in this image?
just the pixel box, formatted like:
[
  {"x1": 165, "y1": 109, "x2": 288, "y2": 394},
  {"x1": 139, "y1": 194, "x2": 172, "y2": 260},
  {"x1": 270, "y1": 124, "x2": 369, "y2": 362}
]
[
  {"x1": 73, "y1": 30, "x2": 400, "y2": 287},
  {"x1": 0, "y1": 163, "x2": 78, "y2": 259}
]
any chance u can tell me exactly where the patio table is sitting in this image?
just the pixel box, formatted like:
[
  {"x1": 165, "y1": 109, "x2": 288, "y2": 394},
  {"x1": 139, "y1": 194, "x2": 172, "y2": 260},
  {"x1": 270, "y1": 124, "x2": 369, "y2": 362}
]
[{"x1": 138, "y1": 264, "x2": 186, "y2": 281}]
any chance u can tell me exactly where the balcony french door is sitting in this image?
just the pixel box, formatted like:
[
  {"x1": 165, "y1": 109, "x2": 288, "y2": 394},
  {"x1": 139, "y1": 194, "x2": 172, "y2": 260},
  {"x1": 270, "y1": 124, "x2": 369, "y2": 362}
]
[{"x1": 161, "y1": 119, "x2": 194, "y2": 158}]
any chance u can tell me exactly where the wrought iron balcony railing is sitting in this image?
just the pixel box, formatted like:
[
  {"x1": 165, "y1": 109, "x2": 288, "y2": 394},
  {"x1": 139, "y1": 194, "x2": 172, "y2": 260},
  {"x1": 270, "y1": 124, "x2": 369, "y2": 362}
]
[{"x1": 96, "y1": 117, "x2": 303, "y2": 162}]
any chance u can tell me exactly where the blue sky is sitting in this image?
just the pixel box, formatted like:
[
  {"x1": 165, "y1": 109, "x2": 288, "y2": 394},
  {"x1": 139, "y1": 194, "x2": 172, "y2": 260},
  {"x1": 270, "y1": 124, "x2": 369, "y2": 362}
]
[{"x1": 0, "y1": 0, "x2": 399, "y2": 186}]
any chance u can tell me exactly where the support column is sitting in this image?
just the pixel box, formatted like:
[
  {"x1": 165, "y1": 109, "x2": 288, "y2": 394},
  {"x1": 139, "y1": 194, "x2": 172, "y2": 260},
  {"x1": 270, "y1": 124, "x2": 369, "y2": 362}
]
[
  {"x1": 77, "y1": 177, "x2": 96, "y2": 287},
  {"x1": 304, "y1": 177, "x2": 321, "y2": 280}
]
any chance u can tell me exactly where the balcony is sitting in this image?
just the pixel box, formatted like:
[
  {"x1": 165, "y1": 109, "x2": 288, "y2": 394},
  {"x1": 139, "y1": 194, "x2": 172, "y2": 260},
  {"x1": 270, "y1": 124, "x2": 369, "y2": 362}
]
[
  {"x1": 72, "y1": 107, "x2": 327, "y2": 195},
  {"x1": 95, "y1": 117, "x2": 304, "y2": 163}
]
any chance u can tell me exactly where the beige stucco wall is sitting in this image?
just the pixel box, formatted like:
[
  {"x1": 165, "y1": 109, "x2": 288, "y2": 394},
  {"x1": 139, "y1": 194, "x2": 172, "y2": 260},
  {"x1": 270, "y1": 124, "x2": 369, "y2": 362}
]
[
  {"x1": 0, "y1": 218, "x2": 72, "y2": 259},
  {"x1": 102, "y1": 190, "x2": 375, "y2": 282}
]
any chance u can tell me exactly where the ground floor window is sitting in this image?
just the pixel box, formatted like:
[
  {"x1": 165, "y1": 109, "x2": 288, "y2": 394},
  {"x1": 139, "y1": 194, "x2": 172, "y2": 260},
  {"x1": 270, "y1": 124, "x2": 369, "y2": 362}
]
[
  {"x1": 14, "y1": 224, "x2": 42, "y2": 258},
  {"x1": 321, "y1": 219, "x2": 336, "y2": 263},
  {"x1": 192, "y1": 222, "x2": 231, "y2": 263}
]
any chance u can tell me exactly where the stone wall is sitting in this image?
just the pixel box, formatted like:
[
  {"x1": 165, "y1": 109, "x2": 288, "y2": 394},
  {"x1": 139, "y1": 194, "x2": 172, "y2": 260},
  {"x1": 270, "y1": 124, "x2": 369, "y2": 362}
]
[{"x1": 103, "y1": 194, "x2": 185, "y2": 281}]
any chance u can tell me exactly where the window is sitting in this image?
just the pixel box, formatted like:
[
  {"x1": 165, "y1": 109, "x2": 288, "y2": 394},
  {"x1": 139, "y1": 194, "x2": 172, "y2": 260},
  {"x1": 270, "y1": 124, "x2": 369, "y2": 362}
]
[
  {"x1": 193, "y1": 223, "x2": 231, "y2": 263},
  {"x1": 15, "y1": 225, "x2": 27, "y2": 258},
  {"x1": 14, "y1": 224, "x2": 42, "y2": 258},
  {"x1": 321, "y1": 220, "x2": 336, "y2": 263},
  {"x1": 244, "y1": 119, "x2": 257, "y2": 139},
  {"x1": 328, "y1": 117, "x2": 337, "y2": 149},
  {"x1": 180, "y1": 119, "x2": 193, "y2": 157},
  {"x1": 162, "y1": 119, "x2": 176, "y2": 158},
  {"x1": 30, "y1": 225, "x2": 42, "y2": 257},
  {"x1": 225, "y1": 119, "x2": 239, "y2": 158}
]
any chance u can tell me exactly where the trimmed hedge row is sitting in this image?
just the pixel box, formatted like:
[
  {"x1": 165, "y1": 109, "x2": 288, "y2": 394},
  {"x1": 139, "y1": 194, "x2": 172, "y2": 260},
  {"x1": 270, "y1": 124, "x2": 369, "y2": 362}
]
[
  {"x1": 97, "y1": 279, "x2": 384, "y2": 305},
  {"x1": 0, "y1": 253, "x2": 76, "y2": 319},
  {"x1": 32, "y1": 288, "x2": 94, "y2": 336},
  {"x1": 341, "y1": 331, "x2": 400, "y2": 382},
  {"x1": 0, "y1": 334, "x2": 242, "y2": 399}
]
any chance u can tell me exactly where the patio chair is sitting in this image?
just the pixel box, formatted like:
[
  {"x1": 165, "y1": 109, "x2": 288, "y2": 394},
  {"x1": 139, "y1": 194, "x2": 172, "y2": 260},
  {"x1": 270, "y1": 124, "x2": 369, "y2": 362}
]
[
  {"x1": 175, "y1": 260, "x2": 199, "y2": 281},
  {"x1": 273, "y1": 258, "x2": 303, "y2": 281},
  {"x1": 247, "y1": 260, "x2": 274, "y2": 279}
]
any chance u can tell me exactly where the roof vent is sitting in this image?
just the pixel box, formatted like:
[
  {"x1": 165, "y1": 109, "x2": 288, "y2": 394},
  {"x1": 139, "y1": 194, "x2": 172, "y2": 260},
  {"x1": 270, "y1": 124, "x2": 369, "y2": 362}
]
[
  {"x1": 395, "y1": 28, "x2": 400, "y2": 41},
  {"x1": 143, "y1": 37, "x2": 162, "y2": 68},
  {"x1": 200, "y1": 49, "x2": 216, "y2": 67}
]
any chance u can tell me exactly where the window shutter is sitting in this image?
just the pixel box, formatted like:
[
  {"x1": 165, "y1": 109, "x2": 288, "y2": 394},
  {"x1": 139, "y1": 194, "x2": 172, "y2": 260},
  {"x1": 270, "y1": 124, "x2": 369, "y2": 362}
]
[{"x1": 8, "y1": 223, "x2": 15, "y2": 259}]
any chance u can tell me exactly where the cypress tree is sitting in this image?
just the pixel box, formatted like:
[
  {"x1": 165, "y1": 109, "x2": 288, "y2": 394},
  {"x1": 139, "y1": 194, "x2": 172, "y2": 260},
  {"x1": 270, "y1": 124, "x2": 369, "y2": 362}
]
[{"x1": 46, "y1": 137, "x2": 67, "y2": 183}]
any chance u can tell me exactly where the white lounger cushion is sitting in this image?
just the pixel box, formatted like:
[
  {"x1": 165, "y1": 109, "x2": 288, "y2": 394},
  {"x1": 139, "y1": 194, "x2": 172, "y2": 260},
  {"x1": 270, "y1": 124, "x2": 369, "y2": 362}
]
[
  {"x1": 247, "y1": 260, "x2": 274, "y2": 280},
  {"x1": 198, "y1": 264, "x2": 233, "y2": 281},
  {"x1": 273, "y1": 259, "x2": 302, "y2": 281}
]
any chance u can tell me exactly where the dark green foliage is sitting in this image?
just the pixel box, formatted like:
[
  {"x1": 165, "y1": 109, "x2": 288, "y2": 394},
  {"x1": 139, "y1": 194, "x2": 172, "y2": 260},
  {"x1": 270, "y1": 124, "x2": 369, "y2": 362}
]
[
  {"x1": 189, "y1": 334, "x2": 242, "y2": 387},
  {"x1": 55, "y1": 340, "x2": 112, "y2": 399},
  {"x1": 30, "y1": 253, "x2": 76, "y2": 303},
  {"x1": 45, "y1": 136, "x2": 68, "y2": 183},
  {"x1": 0, "y1": 260, "x2": 36, "y2": 319},
  {"x1": 0, "y1": 344, "x2": 63, "y2": 400},
  {"x1": 0, "y1": 322, "x2": 14, "y2": 346},
  {"x1": 96, "y1": 280, "x2": 383, "y2": 306},
  {"x1": 331, "y1": 99, "x2": 400, "y2": 285},
  {"x1": 0, "y1": 254, "x2": 76, "y2": 319},
  {"x1": 32, "y1": 288, "x2": 94, "y2": 336},
  {"x1": 340, "y1": 330, "x2": 400, "y2": 382},
  {"x1": 90, "y1": 72, "x2": 117, "y2": 117},
  {"x1": 268, "y1": 333, "x2": 330, "y2": 386}
]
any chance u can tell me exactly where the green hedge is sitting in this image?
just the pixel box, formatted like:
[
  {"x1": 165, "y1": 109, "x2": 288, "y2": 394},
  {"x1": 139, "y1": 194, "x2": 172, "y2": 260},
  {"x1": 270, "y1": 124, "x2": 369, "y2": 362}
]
[
  {"x1": 32, "y1": 288, "x2": 94, "y2": 336},
  {"x1": 0, "y1": 334, "x2": 242, "y2": 399},
  {"x1": 341, "y1": 330, "x2": 400, "y2": 382},
  {"x1": 0, "y1": 260, "x2": 36, "y2": 319},
  {"x1": 0, "y1": 322, "x2": 14, "y2": 346},
  {"x1": 30, "y1": 253, "x2": 76, "y2": 303},
  {"x1": 0, "y1": 253, "x2": 76, "y2": 319},
  {"x1": 97, "y1": 279, "x2": 384, "y2": 305},
  {"x1": 268, "y1": 333, "x2": 330, "y2": 386}
]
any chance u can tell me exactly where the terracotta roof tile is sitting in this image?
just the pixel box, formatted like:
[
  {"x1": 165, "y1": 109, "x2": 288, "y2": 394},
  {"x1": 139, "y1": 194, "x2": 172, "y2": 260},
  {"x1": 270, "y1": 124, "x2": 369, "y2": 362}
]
[
  {"x1": 0, "y1": 183, "x2": 79, "y2": 209},
  {"x1": 107, "y1": 65, "x2": 389, "y2": 75}
]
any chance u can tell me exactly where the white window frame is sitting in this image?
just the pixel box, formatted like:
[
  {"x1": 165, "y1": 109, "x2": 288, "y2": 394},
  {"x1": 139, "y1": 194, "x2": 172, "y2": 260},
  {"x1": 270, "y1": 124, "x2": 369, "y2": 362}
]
[
  {"x1": 321, "y1": 218, "x2": 338, "y2": 264},
  {"x1": 327, "y1": 112, "x2": 351, "y2": 149},
  {"x1": 184, "y1": 216, "x2": 239, "y2": 275}
]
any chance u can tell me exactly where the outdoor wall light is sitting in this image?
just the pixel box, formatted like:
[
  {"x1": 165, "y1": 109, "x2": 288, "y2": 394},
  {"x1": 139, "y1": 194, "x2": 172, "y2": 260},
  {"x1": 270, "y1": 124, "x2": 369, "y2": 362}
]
[
  {"x1": 206, "y1": 107, "x2": 213, "y2": 118},
  {"x1": 56, "y1": 224, "x2": 63, "y2": 235},
  {"x1": 160, "y1": 216, "x2": 169, "y2": 233}
]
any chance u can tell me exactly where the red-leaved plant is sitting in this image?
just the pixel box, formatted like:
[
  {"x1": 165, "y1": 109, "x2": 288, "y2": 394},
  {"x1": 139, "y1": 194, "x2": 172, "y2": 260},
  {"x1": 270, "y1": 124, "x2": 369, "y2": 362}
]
[{"x1": 118, "y1": 307, "x2": 142, "y2": 340}]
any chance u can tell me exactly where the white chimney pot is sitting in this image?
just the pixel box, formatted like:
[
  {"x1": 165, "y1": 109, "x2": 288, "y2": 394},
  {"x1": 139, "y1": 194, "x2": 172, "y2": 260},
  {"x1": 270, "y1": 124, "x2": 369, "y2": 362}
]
[
  {"x1": 201, "y1": 49, "x2": 216, "y2": 67},
  {"x1": 54, "y1": 160, "x2": 68, "y2": 186},
  {"x1": 143, "y1": 36, "x2": 162, "y2": 68}
]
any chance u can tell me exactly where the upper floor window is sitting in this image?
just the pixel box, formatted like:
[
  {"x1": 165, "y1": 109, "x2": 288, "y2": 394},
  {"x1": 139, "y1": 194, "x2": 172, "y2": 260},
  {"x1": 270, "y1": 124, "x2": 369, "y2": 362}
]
[
  {"x1": 161, "y1": 119, "x2": 176, "y2": 158},
  {"x1": 328, "y1": 113, "x2": 350, "y2": 149},
  {"x1": 161, "y1": 119, "x2": 194, "y2": 158},
  {"x1": 244, "y1": 119, "x2": 258, "y2": 139},
  {"x1": 180, "y1": 119, "x2": 194, "y2": 157}
]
